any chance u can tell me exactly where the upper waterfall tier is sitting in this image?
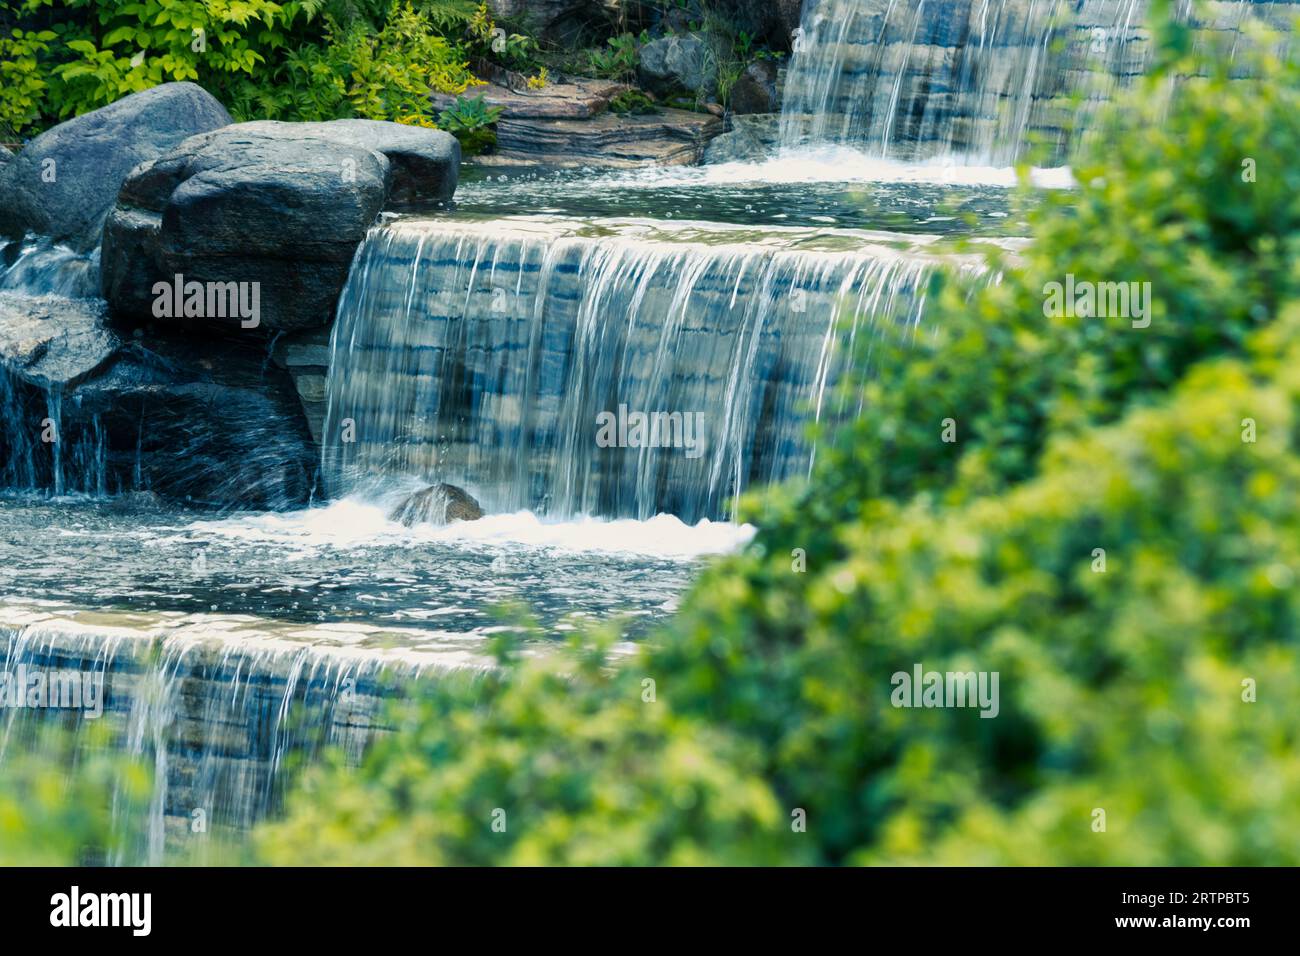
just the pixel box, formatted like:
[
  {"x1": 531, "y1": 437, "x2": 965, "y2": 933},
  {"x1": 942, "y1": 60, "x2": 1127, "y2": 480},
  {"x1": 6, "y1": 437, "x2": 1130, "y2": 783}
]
[
  {"x1": 322, "y1": 217, "x2": 975, "y2": 523},
  {"x1": 778, "y1": 0, "x2": 1277, "y2": 164}
]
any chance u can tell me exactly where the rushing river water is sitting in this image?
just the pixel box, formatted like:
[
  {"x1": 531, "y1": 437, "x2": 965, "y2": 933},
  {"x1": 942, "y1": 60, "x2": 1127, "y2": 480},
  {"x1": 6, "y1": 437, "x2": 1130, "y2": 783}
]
[{"x1": 3, "y1": 493, "x2": 745, "y2": 638}]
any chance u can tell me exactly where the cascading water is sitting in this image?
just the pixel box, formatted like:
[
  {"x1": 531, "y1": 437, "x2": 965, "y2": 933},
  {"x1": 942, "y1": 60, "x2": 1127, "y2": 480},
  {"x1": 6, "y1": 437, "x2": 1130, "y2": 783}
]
[
  {"x1": 778, "y1": 0, "x2": 1265, "y2": 164},
  {"x1": 0, "y1": 605, "x2": 470, "y2": 864},
  {"x1": 0, "y1": 236, "x2": 115, "y2": 495},
  {"x1": 322, "y1": 217, "x2": 947, "y2": 523},
  {"x1": 0, "y1": 235, "x2": 101, "y2": 299}
]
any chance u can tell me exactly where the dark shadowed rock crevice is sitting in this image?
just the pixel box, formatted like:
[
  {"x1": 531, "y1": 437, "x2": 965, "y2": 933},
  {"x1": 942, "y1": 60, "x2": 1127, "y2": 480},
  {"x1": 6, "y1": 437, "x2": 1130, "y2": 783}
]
[{"x1": 0, "y1": 324, "x2": 318, "y2": 509}]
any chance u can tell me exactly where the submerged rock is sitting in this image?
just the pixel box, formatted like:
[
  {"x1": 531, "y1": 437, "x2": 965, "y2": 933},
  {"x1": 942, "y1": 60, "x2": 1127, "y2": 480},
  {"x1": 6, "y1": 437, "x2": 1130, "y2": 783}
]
[
  {"x1": 389, "y1": 483, "x2": 484, "y2": 526},
  {"x1": 0, "y1": 83, "x2": 231, "y2": 251},
  {"x1": 101, "y1": 120, "x2": 460, "y2": 333}
]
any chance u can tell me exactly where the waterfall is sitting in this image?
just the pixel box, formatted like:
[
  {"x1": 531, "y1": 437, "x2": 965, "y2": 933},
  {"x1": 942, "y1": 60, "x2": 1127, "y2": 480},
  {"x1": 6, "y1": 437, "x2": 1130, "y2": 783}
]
[
  {"x1": 778, "y1": 0, "x2": 1265, "y2": 164},
  {"x1": 322, "y1": 218, "x2": 946, "y2": 523},
  {"x1": 0, "y1": 607, "x2": 476, "y2": 864},
  {"x1": 0, "y1": 235, "x2": 101, "y2": 299}
]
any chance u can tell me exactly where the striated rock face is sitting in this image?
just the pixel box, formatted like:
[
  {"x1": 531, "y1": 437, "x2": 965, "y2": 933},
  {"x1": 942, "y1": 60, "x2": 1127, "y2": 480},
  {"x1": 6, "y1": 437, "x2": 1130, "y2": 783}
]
[
  {"x1": 0, "y1": 606, "x2": 448, "y2": 863},
  {"x1": 778, "y1": 0, "x2": 1299, "y2": 164},
  {"x1": 321, "y1": 218, "x2": 945, "y2": 522},
  {"x1": 389, "y1": 483, "x2": 485, "y2": 526},
  {"x1": 0, "y1": 83, "x2": 231, "y2": 251},
  {"x1": 100, "y1": 120, "x2": 460, "y2": 333},
  {"x1": 432, "y1": 79, "x2": 723, "y2": 167}
]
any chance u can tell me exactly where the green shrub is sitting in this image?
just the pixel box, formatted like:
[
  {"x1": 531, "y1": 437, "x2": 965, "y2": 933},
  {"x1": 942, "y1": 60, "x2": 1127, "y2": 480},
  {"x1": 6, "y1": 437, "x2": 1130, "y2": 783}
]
[
  {"x1": 585, "y1": 32, "x2": 642, "y2": 83},
  {"x1": 0, "y1": 724, "x2": 151, "y2": 866},
  {"x1": 436, "y1": 91, "x2": 500, "y2": 154},
  {"x1": 0, "y1": 0, "x2": 483, "y2": 132},
  {"x1": 0, "y1": 21, "x2": 54, "y2": 137}
]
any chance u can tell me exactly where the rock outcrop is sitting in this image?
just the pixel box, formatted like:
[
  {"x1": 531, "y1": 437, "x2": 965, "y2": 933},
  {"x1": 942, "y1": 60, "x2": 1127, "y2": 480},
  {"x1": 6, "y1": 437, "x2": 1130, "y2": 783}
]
[
  {"x1": 702, "y1": 113, "x2": 780, "y2": 163},
  {"x1": 638, "y1": 35, "x2": 715, "y2": 98},
  {"x1": 101, "y1": 120, "x2": 461, "y2": 332},
  {"x1": 0, "y1": 292, "x2": 118, "y2": 390},
  {"x1": 729, "y1": 60, "x2": 780, "y2": 115},
  {"x1": 0, "y1": 83, "x2": 231, "y2": 252},
  {"x1": 432, "y1": 78, "x2": 722, "y2": 167},
  {"x1": 389, "y1": 483, "x2": 485, "y2": 526}
]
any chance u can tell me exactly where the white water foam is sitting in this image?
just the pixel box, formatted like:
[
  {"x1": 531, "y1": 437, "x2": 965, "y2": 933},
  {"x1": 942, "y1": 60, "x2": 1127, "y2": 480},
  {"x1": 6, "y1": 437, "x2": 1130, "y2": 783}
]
[
  {"x1": 559, "y1": 147, "x2": 1074, "y2": 191},
  {"x1": 182, "y1": 498, "x2": 755, "y2": 560}
]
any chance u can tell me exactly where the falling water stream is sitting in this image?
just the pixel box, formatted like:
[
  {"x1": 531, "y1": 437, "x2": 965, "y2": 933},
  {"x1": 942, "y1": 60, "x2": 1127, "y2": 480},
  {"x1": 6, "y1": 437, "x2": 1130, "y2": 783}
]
[
  {"x1": 322, "y1": 216, "x2": 953, "y2": 522},
  {"x1": 779, "y1": 0, "x2": 1268, "y2": 164}
]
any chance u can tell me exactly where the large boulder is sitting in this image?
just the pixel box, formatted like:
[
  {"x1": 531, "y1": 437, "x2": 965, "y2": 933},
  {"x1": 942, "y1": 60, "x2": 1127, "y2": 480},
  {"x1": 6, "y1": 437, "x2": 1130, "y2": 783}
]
[
  {"x1": 0, "y1": 83, "x2": 231, "y2": 251},
  {"x1": 101, "y1": 121, "x2": 460, "y2": 333},
  {"x1": 237, "y1": 119, "x2": 460, "y2": 204},
  {"x1": 638, "y1": 35, "x2": 715, "y2": 98}
]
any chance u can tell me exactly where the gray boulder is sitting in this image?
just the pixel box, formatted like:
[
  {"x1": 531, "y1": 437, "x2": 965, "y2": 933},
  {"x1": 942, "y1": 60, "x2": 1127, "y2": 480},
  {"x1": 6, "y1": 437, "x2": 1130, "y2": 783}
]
[
  {"x1": 702, "y1": 113, "x2": 780, "y2": 163},
  {"x1": 237, "y1": 119, "x2": 459, "y2": 205},
  {"x1": 102, "y1": 120, "x2": 460, "y2": 333},
  {"x1": 729, "y1": 60, "x2": 779, "y2": 115},
  {"x1": 0, "y1": 292, "x2": 118, "y2": 390},
  {"x1": 638, "y1": 35, "x2": 715, "y2": 98},
  {"x1": 389, "y1": 483, "x2": 485, "y2": 526},
  {"x1": 0, "y1": 83, "x2": 231, "y2": 252}
]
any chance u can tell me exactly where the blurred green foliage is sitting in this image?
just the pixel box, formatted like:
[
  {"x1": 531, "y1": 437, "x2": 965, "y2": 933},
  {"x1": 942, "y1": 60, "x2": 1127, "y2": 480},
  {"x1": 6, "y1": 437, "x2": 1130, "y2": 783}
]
[
  {"x1": 254, "y1": 21, "x2": 1300, "y2": 864},
  {"x1": 0, "y1": 723, "x2": 150, "y2": 865}
]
